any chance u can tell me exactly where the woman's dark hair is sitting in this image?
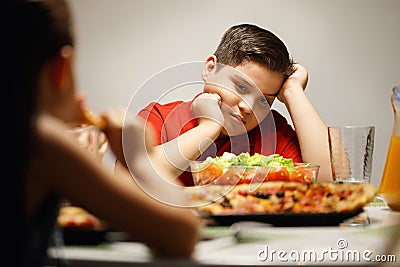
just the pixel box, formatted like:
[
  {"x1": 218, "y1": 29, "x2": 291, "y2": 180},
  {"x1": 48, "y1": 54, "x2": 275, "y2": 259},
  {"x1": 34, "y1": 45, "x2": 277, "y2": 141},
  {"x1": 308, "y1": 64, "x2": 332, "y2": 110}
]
[
  {"x1": 214, "y1": 24, "x2": 295, "y2": 79},
  {"x1": 2, "y1": 0, "x2": 73, "y2": 265}
]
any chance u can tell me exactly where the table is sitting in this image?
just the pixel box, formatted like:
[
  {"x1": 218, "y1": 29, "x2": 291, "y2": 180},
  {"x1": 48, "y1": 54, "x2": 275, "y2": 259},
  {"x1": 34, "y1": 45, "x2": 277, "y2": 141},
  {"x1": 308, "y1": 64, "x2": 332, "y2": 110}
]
[{"x1": 47, "y1": 203, "x2": 400, "y2": 266}]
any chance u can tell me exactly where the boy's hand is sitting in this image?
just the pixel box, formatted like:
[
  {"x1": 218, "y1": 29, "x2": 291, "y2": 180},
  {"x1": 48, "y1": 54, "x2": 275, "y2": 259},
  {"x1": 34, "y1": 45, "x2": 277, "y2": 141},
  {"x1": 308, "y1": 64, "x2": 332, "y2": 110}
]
[
  {"x1": 277, "y1": 64, "x2": 308, "y2": 105},
  {"x1": 190, "y1": 93, "x2": 224, "y2": 126}
]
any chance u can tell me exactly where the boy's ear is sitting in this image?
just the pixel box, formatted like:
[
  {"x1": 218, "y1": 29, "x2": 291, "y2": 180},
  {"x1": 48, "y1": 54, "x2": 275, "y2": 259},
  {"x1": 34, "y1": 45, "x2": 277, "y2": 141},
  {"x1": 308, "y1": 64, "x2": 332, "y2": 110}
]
[
  {"x1": 201, "y1": 55, "x2": 218, "y2": 81},
  {"x1": 51, "y1": 45, "x2": 74, "y2": 93}
]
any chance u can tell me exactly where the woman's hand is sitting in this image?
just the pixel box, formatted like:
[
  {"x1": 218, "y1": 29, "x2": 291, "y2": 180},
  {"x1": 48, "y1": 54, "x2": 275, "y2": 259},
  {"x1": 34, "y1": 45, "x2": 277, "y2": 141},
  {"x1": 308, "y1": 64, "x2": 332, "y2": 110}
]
[
  {"x1": 101, "y1": 109, "x2": 154, "y2": 168},
  {"x1": 68, "y1": 126, "x2": 108, "y2": 161}
]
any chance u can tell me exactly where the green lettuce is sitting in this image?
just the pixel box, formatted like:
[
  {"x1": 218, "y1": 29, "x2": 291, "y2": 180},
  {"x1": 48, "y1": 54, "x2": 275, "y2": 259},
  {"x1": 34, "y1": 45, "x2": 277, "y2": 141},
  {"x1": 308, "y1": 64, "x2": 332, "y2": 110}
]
[{"x1": 209, "y1": 152, "x2": 295, "y2": 170}]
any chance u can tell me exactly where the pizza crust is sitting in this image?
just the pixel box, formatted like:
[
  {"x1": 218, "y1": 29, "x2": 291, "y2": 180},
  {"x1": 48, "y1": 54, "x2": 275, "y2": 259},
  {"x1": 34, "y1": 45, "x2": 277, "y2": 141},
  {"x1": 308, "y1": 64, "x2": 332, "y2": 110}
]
[{"x1": 82, "y1": 109, "x2": 106, "y2": 130}]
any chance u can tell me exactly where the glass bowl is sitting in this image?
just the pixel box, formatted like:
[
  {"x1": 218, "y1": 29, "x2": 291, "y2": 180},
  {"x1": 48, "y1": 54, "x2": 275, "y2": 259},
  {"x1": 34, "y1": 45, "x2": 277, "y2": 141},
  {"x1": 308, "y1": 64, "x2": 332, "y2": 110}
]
[{"x1": 190, "y1": 161, "x2": 320, "y2": 186}]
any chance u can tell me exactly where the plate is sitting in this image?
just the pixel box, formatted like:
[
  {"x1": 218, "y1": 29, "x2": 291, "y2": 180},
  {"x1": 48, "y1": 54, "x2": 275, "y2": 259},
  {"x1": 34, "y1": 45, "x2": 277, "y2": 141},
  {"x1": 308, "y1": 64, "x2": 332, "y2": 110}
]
[
  {"x1": 204, "y1": 208, "x2": 364, "y2": 227},
  {"x1": 62, "y1": 229, "x2": 107, "y2": 245}
]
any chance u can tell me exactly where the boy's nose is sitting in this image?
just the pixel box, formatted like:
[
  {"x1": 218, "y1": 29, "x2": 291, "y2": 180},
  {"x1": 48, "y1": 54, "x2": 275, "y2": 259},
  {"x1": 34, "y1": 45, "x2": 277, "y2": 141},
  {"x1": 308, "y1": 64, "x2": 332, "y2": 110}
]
[{"x1": 237, "y1": 96, "x2": 254, "y2": 115}]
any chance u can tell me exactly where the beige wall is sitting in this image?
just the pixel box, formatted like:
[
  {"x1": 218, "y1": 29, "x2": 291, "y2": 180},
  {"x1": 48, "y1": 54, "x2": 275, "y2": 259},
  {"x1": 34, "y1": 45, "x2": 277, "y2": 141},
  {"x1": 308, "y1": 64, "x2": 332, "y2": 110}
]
[{"x1": 69, "y1": 0, "x2": 400, "y2": 186}]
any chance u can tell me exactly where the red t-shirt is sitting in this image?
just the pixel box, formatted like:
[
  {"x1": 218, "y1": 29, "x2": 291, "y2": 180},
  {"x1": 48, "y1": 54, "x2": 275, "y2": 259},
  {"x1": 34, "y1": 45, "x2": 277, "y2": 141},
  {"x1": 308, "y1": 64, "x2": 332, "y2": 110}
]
[{"x1": 138, "y1": 97, "x2": 302, "y2": 186}]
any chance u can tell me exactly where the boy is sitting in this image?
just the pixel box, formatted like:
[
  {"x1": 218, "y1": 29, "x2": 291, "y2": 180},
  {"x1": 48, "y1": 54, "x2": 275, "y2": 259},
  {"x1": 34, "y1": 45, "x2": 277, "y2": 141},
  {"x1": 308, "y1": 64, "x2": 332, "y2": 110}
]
[{"x1": 116, "y1": 23, "x2": 332, "y2": 185}]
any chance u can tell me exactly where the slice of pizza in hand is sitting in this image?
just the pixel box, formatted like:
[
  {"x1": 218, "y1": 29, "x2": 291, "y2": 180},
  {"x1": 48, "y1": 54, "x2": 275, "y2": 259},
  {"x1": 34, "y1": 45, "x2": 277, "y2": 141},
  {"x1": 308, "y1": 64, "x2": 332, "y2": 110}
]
[{"x1": 82, "y1": 108, "x2": 106, "y2": 130}]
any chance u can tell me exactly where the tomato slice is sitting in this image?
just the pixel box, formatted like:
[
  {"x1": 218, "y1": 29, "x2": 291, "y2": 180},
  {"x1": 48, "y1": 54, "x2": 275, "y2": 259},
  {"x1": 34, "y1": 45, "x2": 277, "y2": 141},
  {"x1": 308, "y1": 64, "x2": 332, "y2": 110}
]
[
  {"x1": 217, "y1": 168, "x2": 244, "y2": 185},
  {"x1": 194, "y1": 163, "x2": 223, "y2": 185},
  {"x1": 291, "y1": 168, "x2": 314, "y2": 184},
  {"x1": 266, "y1": 167, "x2": 290, "y2": 181},
  {"x1": 242, "y1": 168, "x2": 268, "y2": 183}
]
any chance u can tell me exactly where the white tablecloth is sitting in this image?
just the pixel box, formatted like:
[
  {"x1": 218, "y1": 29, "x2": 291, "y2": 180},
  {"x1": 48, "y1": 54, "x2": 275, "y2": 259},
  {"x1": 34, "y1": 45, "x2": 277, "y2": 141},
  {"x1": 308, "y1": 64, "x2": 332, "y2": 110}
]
[{"x1": 48, "y1": 207, "x2": 400, "y2": 266}]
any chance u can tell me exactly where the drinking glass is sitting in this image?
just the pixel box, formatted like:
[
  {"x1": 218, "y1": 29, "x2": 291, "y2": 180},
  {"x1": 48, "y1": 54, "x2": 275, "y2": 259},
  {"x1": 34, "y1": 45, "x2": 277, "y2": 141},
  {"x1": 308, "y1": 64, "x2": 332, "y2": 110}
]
[
  {"x1": 328, "y1": 125, "x2": 375, "y2": 226},
  {"x1": 328, "y1": 126, "x2": 375, "y2": 184}
]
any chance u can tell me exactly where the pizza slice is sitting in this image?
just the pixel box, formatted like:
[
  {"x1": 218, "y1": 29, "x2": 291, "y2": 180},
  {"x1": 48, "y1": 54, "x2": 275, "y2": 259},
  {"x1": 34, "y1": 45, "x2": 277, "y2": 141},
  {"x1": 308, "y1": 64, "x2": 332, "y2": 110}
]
[
  {"x1": 57, "y1": 206, "x2": 107, "y2": 231},
  {"x1": 82, "y1": 109, "x2": 106, "y2": 130}
]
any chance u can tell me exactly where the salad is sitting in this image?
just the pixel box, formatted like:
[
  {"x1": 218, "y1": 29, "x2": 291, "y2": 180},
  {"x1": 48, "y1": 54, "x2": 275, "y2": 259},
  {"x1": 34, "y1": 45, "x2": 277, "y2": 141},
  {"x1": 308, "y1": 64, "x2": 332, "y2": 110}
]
[{"x1": 190, "y1": 152, "x2": 319, "y2": 185}]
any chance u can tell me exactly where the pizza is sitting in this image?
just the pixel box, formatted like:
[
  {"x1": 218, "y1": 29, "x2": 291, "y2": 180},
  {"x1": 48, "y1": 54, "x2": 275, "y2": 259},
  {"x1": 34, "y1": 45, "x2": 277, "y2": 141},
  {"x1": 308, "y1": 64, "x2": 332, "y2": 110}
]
[
  {"x1": 189, "y1": 182, "x2": 378, "y2": 215},
  {"x1": 57, "y1": 206, "x2": 106, "y2": 231},
  {"x1": 82, "y1": 109, "x2": 106, "y2": 130}
]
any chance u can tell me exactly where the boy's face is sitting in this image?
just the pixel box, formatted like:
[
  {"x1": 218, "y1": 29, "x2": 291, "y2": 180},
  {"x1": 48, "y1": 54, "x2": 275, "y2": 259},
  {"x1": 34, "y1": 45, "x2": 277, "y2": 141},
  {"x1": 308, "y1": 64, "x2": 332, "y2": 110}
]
[{"x1": 203, "y1": 60, "x2": 284, "y2": 136}]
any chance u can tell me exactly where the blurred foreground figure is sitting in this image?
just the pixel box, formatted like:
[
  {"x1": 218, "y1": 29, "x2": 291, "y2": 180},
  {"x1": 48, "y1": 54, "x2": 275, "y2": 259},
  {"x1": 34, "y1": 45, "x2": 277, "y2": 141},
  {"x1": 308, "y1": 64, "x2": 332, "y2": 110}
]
[{"x1": 2, "y1": 1, "x2": 199, "y2": 266}]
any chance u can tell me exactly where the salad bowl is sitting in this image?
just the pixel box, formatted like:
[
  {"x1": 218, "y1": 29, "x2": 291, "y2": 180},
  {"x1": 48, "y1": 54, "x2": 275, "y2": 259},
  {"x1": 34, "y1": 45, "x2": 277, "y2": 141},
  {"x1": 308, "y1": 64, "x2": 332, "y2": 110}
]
[{"x1": 190, "y1": 152, "x2": 319, "y2": 186}]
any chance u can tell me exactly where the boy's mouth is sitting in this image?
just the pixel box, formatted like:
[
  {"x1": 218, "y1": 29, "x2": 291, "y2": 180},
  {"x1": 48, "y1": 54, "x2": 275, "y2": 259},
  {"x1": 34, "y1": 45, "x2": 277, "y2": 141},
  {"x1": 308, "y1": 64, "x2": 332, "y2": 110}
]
[{"x1": 229, "y1": 112, "x2": 245, "y2": 125}]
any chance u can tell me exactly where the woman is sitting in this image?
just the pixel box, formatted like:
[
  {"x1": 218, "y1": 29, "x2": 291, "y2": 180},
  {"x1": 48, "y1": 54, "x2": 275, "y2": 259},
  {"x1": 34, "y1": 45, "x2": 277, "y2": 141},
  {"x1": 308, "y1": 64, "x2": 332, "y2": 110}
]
[{"x1": 3, "y1": 0, "x2": 199, "y2": 266}]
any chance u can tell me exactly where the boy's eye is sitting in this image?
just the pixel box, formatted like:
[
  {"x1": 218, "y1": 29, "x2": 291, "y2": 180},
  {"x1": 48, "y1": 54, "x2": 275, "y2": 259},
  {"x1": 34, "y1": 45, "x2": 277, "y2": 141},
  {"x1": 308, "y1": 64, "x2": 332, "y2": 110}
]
[
  {"x1": 258, "y1": 96, "x2": 270, "y2": 105},
  {"x1": 235, "y1": 82, "x2": 247, "y2": 93}
]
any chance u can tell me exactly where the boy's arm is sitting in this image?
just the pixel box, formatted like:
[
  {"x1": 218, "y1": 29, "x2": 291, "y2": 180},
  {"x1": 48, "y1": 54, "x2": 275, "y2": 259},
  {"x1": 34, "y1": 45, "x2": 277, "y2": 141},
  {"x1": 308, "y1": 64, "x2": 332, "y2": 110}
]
[
  {"x1": 115, "y1": 93, "x2": 223, "y2": 183},
  {"x1": 278, "y1": 64, "x2": 332, "y2": 182},
  {"x1": 151, "y1": 120, "x2": 222, "y2": 180},
  {"x1": 151, "y1": 93, "x2": 224, "y2": 180}
]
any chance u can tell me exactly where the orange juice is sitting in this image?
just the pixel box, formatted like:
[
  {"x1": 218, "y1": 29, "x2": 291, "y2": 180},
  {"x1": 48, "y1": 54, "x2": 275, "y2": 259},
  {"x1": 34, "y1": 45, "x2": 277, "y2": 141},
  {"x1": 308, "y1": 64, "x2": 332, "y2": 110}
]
[{"x1": 379, "y1": 135, "x2": 400, "y2": 211}]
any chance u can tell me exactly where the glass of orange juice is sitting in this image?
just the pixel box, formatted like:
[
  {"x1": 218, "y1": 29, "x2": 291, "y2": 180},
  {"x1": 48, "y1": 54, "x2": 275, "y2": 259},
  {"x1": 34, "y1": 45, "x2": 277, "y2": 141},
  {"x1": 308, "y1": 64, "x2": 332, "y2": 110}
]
[
  {"x1": 379, "y1": 136, "x2": 400, "y2": 211},
  {"x1": 379, "y1": 86, "x2": 400, "y2": 211}
]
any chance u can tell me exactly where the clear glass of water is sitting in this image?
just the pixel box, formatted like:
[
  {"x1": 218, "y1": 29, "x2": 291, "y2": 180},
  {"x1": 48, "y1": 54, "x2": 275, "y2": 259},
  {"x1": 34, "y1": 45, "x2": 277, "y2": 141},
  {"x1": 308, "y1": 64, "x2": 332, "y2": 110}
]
[
  {"x1": 328, "y1": 126, "x2": 375, "y2": 184},
  {"x1": 328, "y1": 125, "x2": 375, "y2": 226}
]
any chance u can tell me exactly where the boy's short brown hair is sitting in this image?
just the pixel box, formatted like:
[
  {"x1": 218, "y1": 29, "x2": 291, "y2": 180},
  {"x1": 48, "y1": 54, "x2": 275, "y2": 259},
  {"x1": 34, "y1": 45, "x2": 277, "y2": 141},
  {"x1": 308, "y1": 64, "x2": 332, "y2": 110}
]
[{"x1": 214, "y1": 24, "x2": 295, "y2": 79}]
